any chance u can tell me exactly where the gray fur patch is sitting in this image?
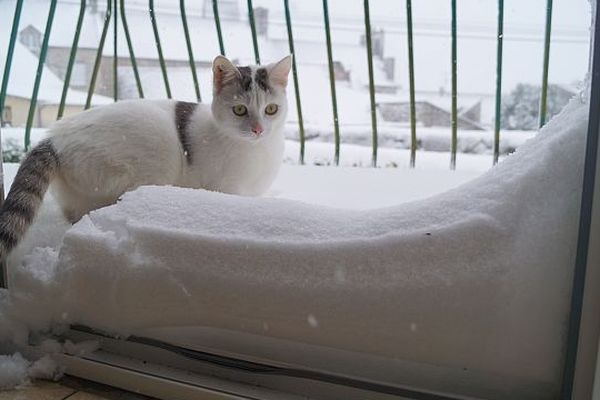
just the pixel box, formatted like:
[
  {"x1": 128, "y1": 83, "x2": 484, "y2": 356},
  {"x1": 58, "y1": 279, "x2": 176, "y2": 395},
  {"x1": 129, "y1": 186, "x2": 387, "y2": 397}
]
[
  {"x1": 255, "y1": 68, "x2": 270, "y2": 92},
  {"x1": 175, "y1": 101, "x2": 197, "y2": 164},
  {"x1": 237, "y1": 66, "x2": 253, "y2": 91}
]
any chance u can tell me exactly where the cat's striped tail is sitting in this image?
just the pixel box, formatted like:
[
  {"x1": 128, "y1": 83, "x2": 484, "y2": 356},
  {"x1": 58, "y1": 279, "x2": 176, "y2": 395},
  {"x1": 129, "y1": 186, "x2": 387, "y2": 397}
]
[{"x1": 0, "y1": 139, "x2": 59, "y2": 260}]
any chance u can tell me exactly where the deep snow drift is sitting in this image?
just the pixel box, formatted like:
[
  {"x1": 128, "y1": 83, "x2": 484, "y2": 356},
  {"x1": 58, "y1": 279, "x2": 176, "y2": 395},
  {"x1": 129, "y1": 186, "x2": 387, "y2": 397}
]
[{"x1": 0, "y1": 95, "x2": 588, "y2": 398}]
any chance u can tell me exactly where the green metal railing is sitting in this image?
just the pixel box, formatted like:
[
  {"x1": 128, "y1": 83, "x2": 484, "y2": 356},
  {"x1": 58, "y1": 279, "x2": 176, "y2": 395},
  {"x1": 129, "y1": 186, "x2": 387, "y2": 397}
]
[
  {"x1": 322, "y1": 0, "x2": 340, "y2": 166},
  {"x1": 181, "y1": 0, "x2": 201, "y2": 102},
  {"x1": 24, "y1": 0, "x2": 57, "y2": 151},
  {"x1": 283, "y1": 0, "x2": 305, "y2": 164},
  {"x1": 57, "y1": 0, "x2": 86, "y2": 119},
  {"x1": 406, "y1": 0, "x2": 417, "y2": 168},
  {"x1": 213, "y1": 0, "x2": 225, "y2": 56},
  {"x1": 0, "y1": 0, "x2": 557, "y2": 165},
  {"x1": 539, "y1": 0, "x2": 553, "y2": 128},
  {"x1": 493, "y1": 0, "x2": 504, "y2": 165},
  {"x1": 450, "y1": 0, "x2": 457, "y2": 170},
  {"x1": 121, "y1": 0, "x2": 144, "y2": 98},
  {"x1": 85, "y1": 0, "x2": 111, "y2": 110},
  {"x1": 149, "y1": 0, "x2": 171, "y2": 99},
  {"x1": 363, "y1": 0, "x2": 378, "y2": 167}
]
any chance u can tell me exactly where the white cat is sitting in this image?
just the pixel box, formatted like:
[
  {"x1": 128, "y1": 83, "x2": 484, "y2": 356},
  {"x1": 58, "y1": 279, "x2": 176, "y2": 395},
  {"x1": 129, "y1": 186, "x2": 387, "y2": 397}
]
[{"x1": 0, "y1": 55, "x2": 292, "y2": 259}]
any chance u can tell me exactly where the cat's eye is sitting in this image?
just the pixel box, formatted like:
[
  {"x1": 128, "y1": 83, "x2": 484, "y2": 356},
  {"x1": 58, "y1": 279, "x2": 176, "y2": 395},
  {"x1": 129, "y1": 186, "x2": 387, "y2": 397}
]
[
  {"x1": 232, "y1": 105, "x2": 248, "y2": 116},
  {"x1": 265, "y1": 104, "x2": 278, "y2": 116}
]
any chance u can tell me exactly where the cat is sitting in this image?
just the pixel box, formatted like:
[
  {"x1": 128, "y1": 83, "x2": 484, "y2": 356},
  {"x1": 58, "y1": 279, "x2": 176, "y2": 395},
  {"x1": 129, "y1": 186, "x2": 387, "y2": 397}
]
[{"x1": 0, "y1": 55, "x2": 292, "y2": 260}]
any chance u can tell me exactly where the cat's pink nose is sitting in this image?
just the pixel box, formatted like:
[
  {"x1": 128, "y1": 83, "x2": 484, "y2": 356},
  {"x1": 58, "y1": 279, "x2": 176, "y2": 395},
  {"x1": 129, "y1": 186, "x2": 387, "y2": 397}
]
[{"x1": 252, "y1": 124, "x2": 263, "y2": 136}]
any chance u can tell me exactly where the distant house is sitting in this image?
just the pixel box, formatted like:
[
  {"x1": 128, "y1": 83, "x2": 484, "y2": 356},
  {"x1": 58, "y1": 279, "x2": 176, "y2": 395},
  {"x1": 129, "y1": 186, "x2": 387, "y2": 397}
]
[
  {"x1": 378, "y1": 100, "x2": 485, "y2": 130},
  {"x1": 0, "y1": 39, "x2": 111, "y2": 128}
]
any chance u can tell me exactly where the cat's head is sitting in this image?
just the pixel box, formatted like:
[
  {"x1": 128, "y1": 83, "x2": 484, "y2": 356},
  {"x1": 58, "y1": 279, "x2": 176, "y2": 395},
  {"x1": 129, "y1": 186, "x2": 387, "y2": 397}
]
[{"x1": 211, "y1": 55, "x2": 292, "y2": 141}]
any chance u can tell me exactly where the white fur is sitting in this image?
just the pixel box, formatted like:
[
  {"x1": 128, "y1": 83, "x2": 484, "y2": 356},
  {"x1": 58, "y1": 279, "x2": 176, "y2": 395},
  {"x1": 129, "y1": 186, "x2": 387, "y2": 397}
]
[{"x1": 49, "y1": 98, "x2": 285, "y2": 221}]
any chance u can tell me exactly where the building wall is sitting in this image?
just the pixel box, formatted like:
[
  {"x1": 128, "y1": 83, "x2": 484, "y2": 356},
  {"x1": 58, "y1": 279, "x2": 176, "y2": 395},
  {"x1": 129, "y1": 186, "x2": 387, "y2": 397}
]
[
  {"x1": 45, "y1": 47, "x2": 211, "y2": 98},
  {"x1": 2, "y1": 96, "x2": 38, "y2": 127},
  {"x1": 39, "y1": 104, "x2": 83, "y2": 127},
  {"x1": 2, "y1": 96, "x2": 83, "y2": 128},
  {"x1": 378, "y1": 101, "x2": 484, "y2": 130}
]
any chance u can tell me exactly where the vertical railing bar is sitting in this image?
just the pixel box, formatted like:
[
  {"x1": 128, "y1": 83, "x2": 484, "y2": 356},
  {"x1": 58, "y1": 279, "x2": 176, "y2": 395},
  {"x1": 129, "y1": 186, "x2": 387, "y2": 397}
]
[
  {"x1": 25, "y1": 0, "x2": 58, "y2": 152},
  {"x1": 180, "y1": 0, "x2": 201, "y2": 102},
  {"x1": 85, "y1": 0, "x2": 112, "y2": 110},
  {"x1": 213, "y1": 0, "x2": 226, "y2": 56},
  {"x1": 406, "y1": 0, "x2": 417, "y2": 168},
  {"x1": 283, "y1": 0, "x2": 305, "y2": 165},
  {"x1": 363, "y1": 0, "x2": 378, "y2": 167},
  {"x1": 120, "y1": 0, "x2": 144, "y2": 98},
  {"x1": 0, "y1": 0, "x2": 24, "y2": 289},
  {"x1": 0, "y1": 0, "x2": 25, "y2": 119},
  {"x1": 539, "y1": 0, "x2": 553, "y2": 128},
  {"x1": 493, "y1": 0, "x2": 504, "y2": 165},
  {"x1": 322, "y1": 0, "x2": 340, "y2": 166},
  {"x1": 113, "y1": 0, "x2": 118, "y2": 102},
  {"x1": 149, "y1": 0, "x2": 172, "y2": 99},
  {"x1": 58, "y1": 0, "x2": 86, "y2": 119},
  {"x1": 247, "y1": 0, "x2": 260, "y2": 65},
  {"x1": 450, "y1": 0, "x2": 458, "y2": 170}
]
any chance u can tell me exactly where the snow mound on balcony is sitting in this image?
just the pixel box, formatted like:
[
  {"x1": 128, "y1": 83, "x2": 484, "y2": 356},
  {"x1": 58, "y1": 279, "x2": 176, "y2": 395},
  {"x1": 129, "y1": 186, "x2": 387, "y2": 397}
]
[{"x1": 5, "y1": 97, "x2": 589, "y2": 397}]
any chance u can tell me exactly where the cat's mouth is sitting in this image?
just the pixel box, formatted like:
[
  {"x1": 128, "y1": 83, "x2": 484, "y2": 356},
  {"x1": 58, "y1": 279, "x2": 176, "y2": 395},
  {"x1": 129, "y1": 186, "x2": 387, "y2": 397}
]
[{"x1": 240, "y1": 131, "x2": 265, "y2": 141}]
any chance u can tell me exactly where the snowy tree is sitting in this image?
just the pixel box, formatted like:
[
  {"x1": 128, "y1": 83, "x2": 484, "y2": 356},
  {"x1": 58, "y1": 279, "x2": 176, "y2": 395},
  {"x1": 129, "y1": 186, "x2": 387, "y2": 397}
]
[{"x1": 501, "y1": 83, "x2": 575, "y2": 130}]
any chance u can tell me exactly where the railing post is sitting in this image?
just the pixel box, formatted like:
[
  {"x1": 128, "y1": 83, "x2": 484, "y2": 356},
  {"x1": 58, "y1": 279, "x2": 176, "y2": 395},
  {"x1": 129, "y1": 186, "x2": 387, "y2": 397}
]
[
  {"x1": 322, "y1": 0, "x2": 341, "y2": 166},
  {"x1": 450, "y1": 0, "x2": 458, "y2": 170},
  {"x1": 25, "y1": 0, "x2": 58, "y2": 151},
  {"x1": 149, "y1": 0, "x2": 172, "y2": 98},
  {"x1": 283, "y1": 0, "x2": 305, "y2": 165},
  {"x1": 0, "y1": 0, "x2": 24, "y2": 121},
  {"x1": 493, "y1": 0, "x2": 504, "y2": 165},
  {"x1": 58, "y1": 0, "x2": 86, "y2": 120},
  {"x1": 0, "y1": 0, "x2": 24, "y2": 289},
  {"x1": 213, "y1": 0, "x2": 226, "y2": 56},
  {"x1": 85, "y1": 0, "x2": 113, "y2": 109},
  {"x1": 247, "y1": 0, "x2": 260, "y2": 65},
  {"x1": 406, "y1": 0, "x2": 417, "y2": 168},
  {"x1": 120, "y1": 0, "x2": 144, "y2": 98},
  {"x1": 180, "y1": 0, "x2": 202, "y2": 102},
  {"x1": 539, "y1": 0, "x2": 553, "y2": 128},
  {"x1": 363, "y1": 0, "x2": 378, "y2": 167},
  {"x1": 113, "y1": 0, "x2": 119, "y2": 102}
]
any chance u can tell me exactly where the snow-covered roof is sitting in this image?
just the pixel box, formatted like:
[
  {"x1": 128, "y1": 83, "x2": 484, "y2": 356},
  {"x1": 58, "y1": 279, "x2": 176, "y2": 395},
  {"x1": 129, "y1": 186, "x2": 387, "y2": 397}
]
[{"x1": 0, "y1": 41, "x2": 111, "y2": 106}]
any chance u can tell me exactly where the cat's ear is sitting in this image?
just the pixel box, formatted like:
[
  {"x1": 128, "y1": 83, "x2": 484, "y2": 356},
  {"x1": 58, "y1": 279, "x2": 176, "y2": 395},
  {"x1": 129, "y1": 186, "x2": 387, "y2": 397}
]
[
  {"x1": 268, "y1": 55, "x2": 292, "y2": 88},
  {"x1": 213, "y1": 55, "x2": 240, "y2": 93}
]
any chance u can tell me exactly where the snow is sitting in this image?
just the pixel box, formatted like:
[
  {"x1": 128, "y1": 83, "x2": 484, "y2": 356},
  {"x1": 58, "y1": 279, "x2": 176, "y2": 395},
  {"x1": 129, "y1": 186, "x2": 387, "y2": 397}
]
[
  {"x1": 0, "y1": 94, "x2": 589, "y2": 398},
  {"x1": 0, "y1": 353, "x2": 60, "y2": 390},
  {"x1": 0, "y1": 354, "x2": 29, "y2": 390}
]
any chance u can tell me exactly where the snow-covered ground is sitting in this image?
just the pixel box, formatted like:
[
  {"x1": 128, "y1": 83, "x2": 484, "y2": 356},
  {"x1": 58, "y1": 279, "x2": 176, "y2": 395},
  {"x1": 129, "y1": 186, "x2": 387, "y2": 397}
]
[
  {"x1": 0, "y1": 125, "x2": 492, "y2": 210},
  {"x1": 0, "y1": 94, "x2": 589, "y2": 398},
  {"x1": 1, "y1": 124, "x2": 519, "y2": 169}
]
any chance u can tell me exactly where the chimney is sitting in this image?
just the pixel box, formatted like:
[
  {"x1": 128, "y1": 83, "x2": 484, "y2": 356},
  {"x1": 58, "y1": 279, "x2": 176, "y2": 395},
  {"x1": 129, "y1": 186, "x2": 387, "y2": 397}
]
[
  {"x1": 360, "y1": 29, "x2": 385, "y2": 59},
  {"x1": 89, "y1": 0, "x2": 98, "y2": 14},
  {"x1": 254, "y1": 7, "x2": 269, "y2": 36},
  {"x1": 383, "y1": 57, "x2": 395, "y2": 81}
]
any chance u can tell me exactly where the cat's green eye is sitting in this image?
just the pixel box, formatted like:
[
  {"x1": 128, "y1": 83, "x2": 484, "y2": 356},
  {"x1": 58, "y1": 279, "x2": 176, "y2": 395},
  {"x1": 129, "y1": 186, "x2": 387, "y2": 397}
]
[
  {"x1": 265, "y1": 104, "x2": 278, "y2": 116},
  {"x1": 232, "y1": 105, "x2": 248, "y2": 116}
]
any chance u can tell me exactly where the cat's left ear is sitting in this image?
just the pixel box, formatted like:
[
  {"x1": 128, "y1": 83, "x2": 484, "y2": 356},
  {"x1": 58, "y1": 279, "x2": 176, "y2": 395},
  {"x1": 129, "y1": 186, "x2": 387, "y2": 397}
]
[
  {"x1": 213, "y1": 55, "x2": 241, "y2": 93},
  {"x1": 268, "y1": 55, "x2": 293, "y2": 88}
]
